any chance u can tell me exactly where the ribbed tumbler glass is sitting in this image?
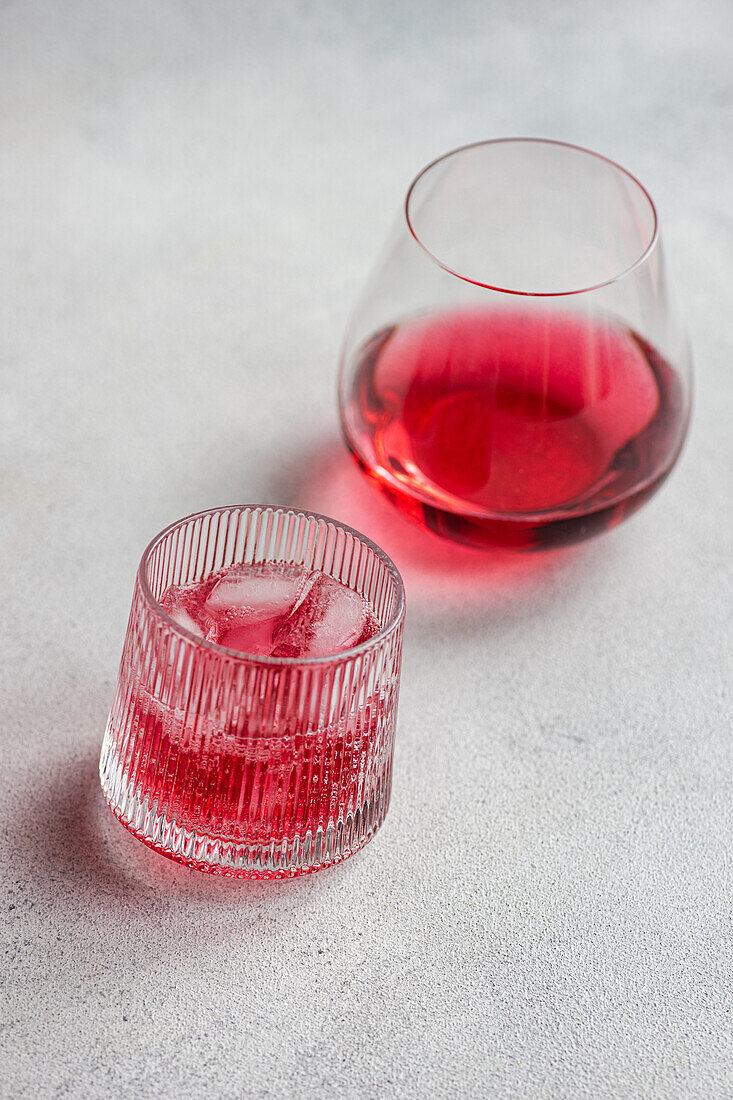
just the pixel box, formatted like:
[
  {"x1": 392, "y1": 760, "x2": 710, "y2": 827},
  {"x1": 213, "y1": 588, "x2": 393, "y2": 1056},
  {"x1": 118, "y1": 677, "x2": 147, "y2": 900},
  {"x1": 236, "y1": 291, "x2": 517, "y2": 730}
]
[{"x1": 100, "y1": 506, "x2": 405, "y2": 878}]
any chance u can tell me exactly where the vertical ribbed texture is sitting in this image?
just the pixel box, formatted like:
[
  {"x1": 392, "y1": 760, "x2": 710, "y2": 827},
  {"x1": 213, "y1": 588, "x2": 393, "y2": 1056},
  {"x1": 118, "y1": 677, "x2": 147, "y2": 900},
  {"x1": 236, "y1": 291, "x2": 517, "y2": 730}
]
[{"x1": 100, "y1": 507, "x2": 405, "y2": 878}]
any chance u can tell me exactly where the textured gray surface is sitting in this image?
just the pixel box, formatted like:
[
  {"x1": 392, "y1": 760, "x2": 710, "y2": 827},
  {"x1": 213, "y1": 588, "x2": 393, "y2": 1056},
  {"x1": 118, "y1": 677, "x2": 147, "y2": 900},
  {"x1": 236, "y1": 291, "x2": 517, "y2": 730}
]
[{"x1": 2, "y1": 2, "x2": 732, "y2": 1097}]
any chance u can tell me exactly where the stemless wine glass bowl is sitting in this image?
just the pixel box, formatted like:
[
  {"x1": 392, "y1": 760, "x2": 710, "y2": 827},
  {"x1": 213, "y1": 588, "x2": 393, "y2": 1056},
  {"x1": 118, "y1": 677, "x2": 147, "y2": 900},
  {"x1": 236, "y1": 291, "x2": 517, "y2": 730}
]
[
  {"x1": 100, "y1": 506, "x2": 405, "y2": 879},
  {"x1": 339, "y1": 138, "x2": 692, "y2": 550}
]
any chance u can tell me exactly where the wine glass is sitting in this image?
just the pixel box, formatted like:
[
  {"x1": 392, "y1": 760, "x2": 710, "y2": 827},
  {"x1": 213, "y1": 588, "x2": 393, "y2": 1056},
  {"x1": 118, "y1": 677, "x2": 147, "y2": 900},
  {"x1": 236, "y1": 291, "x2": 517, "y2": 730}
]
[{"x1": 338, "y1": 138, "x2": 692, "y2": 550}]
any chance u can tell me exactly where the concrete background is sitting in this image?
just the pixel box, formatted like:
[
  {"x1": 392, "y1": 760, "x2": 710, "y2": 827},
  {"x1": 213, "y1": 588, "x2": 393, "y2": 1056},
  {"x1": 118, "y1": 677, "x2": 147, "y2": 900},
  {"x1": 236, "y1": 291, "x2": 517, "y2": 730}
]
[{"x1": 2, "y1": 2, "x2": 731, "y2": 1097}]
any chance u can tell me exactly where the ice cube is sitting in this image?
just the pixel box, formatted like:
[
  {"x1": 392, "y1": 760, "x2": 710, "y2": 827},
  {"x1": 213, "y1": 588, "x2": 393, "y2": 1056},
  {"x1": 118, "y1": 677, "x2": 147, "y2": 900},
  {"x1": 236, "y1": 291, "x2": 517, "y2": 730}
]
[
  {"x1": 169, "y1": 605, "x2": 205, "y2": 638},
  {"x1": 272, "y1": 572, "x2": 376, "y2": 659},
  {"x1": 205, "y1": 561, "x2": 308, "y2": 620},
  {"x1": 160, "y1": 588, "x2": 205, "y2": 638},
  {"x1": 218, "y1": 618, "x2": 280, "y2": 657}
]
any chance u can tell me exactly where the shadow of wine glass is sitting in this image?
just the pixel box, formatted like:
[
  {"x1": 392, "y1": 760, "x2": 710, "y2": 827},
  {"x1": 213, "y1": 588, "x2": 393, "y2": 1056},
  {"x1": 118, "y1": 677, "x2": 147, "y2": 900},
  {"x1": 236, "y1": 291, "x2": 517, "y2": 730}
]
[{"x1": 264, "y1": 436, "x2": 609, "y2": 626}]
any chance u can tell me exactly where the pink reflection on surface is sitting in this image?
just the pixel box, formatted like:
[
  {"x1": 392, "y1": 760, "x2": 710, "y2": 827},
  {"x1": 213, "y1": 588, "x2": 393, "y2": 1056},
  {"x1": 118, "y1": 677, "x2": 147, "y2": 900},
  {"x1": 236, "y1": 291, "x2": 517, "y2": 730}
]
[{"x1": 278, "y1": 441, "x2": 584, "y2": 612}]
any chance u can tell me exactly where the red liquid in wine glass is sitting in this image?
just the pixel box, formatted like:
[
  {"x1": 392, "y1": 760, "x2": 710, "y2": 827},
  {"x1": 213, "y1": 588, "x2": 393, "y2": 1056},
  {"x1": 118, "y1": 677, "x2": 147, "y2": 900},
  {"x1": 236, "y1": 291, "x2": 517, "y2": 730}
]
[{"x1": 343, "y1": 309, "x2": 688, "y2": 549}]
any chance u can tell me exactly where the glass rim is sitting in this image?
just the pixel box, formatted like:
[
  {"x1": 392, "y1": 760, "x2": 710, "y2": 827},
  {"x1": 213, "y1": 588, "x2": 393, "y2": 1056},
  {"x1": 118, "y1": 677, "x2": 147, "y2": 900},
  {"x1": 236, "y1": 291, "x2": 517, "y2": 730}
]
[
  {"x1": 404, "y1": 136, "x2": 660, "y2": 298},
  {"x1": 137, "y1": 504, "x2": 406, "y2": 667}
]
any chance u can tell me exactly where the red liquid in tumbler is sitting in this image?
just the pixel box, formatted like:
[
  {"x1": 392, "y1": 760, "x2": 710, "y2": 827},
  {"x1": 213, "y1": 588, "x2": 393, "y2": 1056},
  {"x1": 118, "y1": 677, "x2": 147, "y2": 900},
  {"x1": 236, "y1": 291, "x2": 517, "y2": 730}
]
[
  {"x1": 120, "y1": 564, "x2": 387, "y2": 849},
  {"x1": 344, "y1": 309, "x2": 687, "y2": 548}
]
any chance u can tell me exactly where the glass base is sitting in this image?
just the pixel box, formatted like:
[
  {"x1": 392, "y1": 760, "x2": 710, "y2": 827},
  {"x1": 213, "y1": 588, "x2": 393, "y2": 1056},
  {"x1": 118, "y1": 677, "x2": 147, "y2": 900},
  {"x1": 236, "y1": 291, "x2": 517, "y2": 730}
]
[
  {"x1": 350, "y1": 446, "x2": 680, "y2": 551},
  {"x1": 100, "y1": 753, "x2": 388, "y2": 879}
]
